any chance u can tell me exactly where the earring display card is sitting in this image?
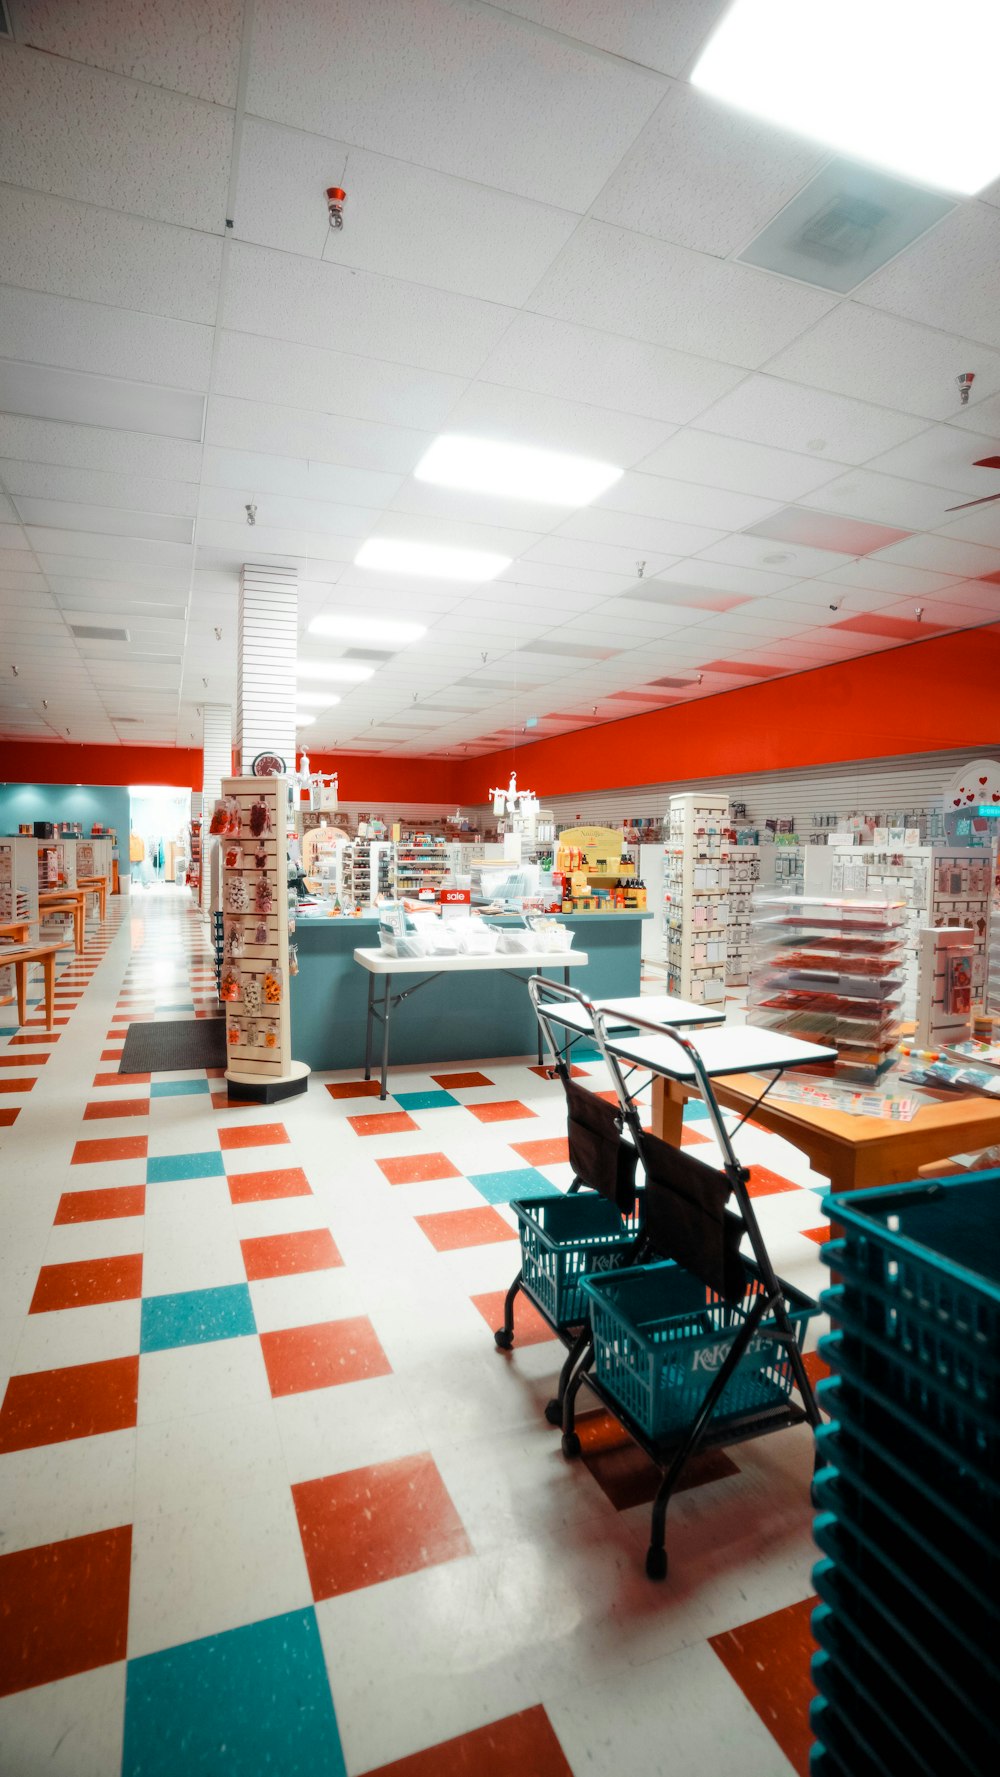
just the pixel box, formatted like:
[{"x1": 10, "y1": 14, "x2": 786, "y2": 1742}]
[{"x1": 220, "y1": 776, "x2": 294, "y2": 1082}]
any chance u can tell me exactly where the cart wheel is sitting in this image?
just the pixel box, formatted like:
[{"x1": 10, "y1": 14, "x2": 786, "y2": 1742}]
[
  {"x1": 494, "y1": 1328, "x2": 514, "y2": 1351},
  {"x1": 645, "y1": 1545, "x2": 668, "y2": 1582},
  {"x1": 544, "y1": 1398, "x2": 562, "y2": 1425},
  {"x1": 561, "y1": 1431, "x2": 581, "y2": 1459}
]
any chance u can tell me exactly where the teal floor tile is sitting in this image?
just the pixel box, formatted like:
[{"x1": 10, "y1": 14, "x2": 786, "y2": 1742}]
[
  {"x1": 684, "y1": 1101, "x2": 711, "y2": 1121},
  {"x1": 468, "y1": 1166, "x2": 560, "y2": 1205},
  {"x1": 141, "y1": 1284, "x2": 255, "y2": 1352},
  {"x1": 147, "y1": 1150, "x2": 224, "y2": 1183},
  {"x1": 123, "y1": 1608, "x2": 345, "y2": 1776},
  {"x1": 150, "y1": 1078, "x2": 211, "y2": 1098},
  {"x1": 392, "y1": 1089, "x2": 460, "y2": 1111}
]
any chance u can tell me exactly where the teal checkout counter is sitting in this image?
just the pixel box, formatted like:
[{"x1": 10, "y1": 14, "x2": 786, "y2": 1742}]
[{"x1": 289, "y1": 910, "x2": 651, "y2": 1072}]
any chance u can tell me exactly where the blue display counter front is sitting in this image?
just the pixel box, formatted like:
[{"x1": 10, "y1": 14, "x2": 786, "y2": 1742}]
[{"x1": 289, "y1": 912, "x2": 650, "y2": 1072}]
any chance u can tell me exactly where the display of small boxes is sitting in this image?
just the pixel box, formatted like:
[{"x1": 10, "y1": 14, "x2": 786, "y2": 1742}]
[{"x1": 664, "y1": 793, "x2": 729, "y2": 1004}]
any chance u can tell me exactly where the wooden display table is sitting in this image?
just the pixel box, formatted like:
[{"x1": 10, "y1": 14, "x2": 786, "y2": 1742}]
[
  {"x1": 77, "y1": 874, "x2": 107, "y2": 920},
  {"x1": 38, "y1": 889, "x2": 85, "y2": 955},
  {"x1": 0, "y1": 941, "x2": 62, "y2": 1029},
  {"x1": 0, "y1": 920, "x2": 31, "y2": 945}
]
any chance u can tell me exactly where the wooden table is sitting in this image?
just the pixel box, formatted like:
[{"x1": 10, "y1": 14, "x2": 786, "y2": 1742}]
[
  {"x1": 38, "y1": 889, "x2": 85, "y2": 955},
  {"x1": 0, "y1": 942, "x2": 62, "y2": 1029},
  {"x1": 77, "y1": 874, "x2": 107, "y2": 920},
  {"x1": 0, "y1": 920, "x2": 31, "y2": 945},
  {"x1": 650, "y1": 1068, "x2": 1000, "y2": 1192}
]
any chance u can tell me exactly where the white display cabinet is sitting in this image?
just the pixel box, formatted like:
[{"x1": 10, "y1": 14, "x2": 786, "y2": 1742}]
[
  {"x1": 926, "y1": 847, "x2": 993, "y2": 1010},
  {"x1": 0, "y1": 836, "x2": 40, "y2": 1008},
  {"x1": 726, "y1": 843, "x2": 760, "y2": 985},
  {"x1": 664, "y1": 793, "x2": 729, "y2": 1005}
]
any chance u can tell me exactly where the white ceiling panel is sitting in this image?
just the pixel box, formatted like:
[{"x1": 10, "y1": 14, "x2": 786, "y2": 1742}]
[
  {"x1": 932, "y1": 500, "x2": 1000, "y2": 548},
  {"x1": 555, "y1": 505, "x2": 724, "y2": 558},
  {"x1": 694, "y1": 375, "x2": 926, "y2": 463},
  {"x1": 388, "y1": 479, "x2": 570, "y2": 538},
  {"x1": 223, "y1": 242, "x2": 513, "y2": 378},
  {"x1": 486, "y1": 1, "x2": 730, "y2": 77},
  {"x1": 530, "y1": 220, "x2": 837, "y2": 366},
  {"x1": 0, "y1": 287, "x2": 213, "y2": 391},
  {"x1": 0, "y1": 187, "x2": 223, "y2": 324},
  {"x1": 0, "y1": 361, "x2": 206, "y2": 442},
  {"x1": 593, "y1": 80, "x2": 826, "y2": 256},
  {"x1": 477, "y1": 311, "x2": 743, "y2": 428},
  {"x1": 247, "y1": 0, "x2": 664, "y2": 212},
  {"x1": 858, "y1": 202, "x2": 1000, "y2": 351},
  {"x1": 0, "y1": 416, "x2": 202, "y2": 482},
  {"x1": 204, "y1": 398, "x2": 430, "y2": 476},
  {"x1": 7, "y1": 0, "x2": 244, "y2": 105},
  {"x1": 201, "y1": 448, "x2": 404, "y2": 511},
  {"x1": 871, "y1": 534, "x2": 1000, "y2": 578},
  {"x1": 441, "y1": 382, "x2": 672, "y2": 468},
  {"x1": 654, "y1": 558, "x2": 799, "y2": 597},
  {"x1": 864, "y1": 424, "x2": 1000, "y2": 495},
  {"x1": 25, "y1": 530, "x2": 194, "y2": 570},
  {"x1": 199, "y1": 485, "x2": 382, "y2": 538},
  {"x1": 803, "y1": 470, "x2": 959, "y2": 532},
  {"x1": 696, "y1": 534, "x2": 856, "y2": 579},
  {"x1": 636, "y1": 428, "x2": 848, "y2": 501},
  {"x1": 817, "y1": 559, "x2": 967, "y2": 596},
  {"x1": 596, "y1": 469, "x2": 778, "y2": 532},
  {"x1": 2, "y1": 463, "x2": 198, "y2": 518},
  {"x1": 0, "y1": 45, "x2": 233, "y2": 232},
  {"x1": 212, "y1": 330, "x2": 464, "y2": 432},
  {"x1": 766, "y1": 303, "x2": 1000, "y2": 421},
  {"x1": 524, "y1": 537, "x2": 678, "y2": 578}
]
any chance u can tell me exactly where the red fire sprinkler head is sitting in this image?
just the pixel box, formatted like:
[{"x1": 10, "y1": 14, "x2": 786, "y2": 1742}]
[{"x1": 326, "y1": 187, "x2": 346, "y2": 230}]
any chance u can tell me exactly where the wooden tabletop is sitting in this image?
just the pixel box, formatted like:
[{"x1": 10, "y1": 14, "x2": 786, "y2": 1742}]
[{"x1": 0, "y1": 942, "x2": 64, "y2": 963}]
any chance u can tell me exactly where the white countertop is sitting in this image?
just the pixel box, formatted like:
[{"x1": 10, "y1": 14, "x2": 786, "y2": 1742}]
[
  {"x1": 606, "y1": 1024, "x2": 838, "y2": 1080},
  {"x1": 354, "y1": 947, "x2": 590, "y2": 975},
  {"x1": 544, "y1": 993, "x2": 725, "y2": 1036}
]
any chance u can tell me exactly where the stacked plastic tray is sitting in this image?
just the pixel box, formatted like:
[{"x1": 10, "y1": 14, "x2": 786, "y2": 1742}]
[
  {"x1": 812, "y1": 1173, "x2": 1000, "y2": 1776},
  {"x1": 748, "y1": 894, "x2": 905, "y2": 1084}
]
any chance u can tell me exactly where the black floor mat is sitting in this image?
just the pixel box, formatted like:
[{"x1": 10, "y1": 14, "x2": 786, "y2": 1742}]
[{"x1": 119, "y1": 1018, "x2": 226, "y2": 1074}]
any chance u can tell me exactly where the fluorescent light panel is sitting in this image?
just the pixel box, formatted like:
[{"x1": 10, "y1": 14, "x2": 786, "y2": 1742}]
[
  {"x1": 295, "y1": 691, "x2": 342, "y2": 707},
  {"x1": 415, "y1": 435, "x2": 622, "y2": 507},
  {"x1": 355, "y1": 538, "x2": 511, "y2": 581},
  {"x1": 295, "y1": 714, "x2": 316, "y2": 726},
  {"x1": 295, "y1": 660, "x2": 375, "y2": 683},
  {"x1": 692, "y1": 0, "x2": 1000, "y2": 194},
  {"x1": 308, "y1": 614, "x2": 427, "y2": 644}
]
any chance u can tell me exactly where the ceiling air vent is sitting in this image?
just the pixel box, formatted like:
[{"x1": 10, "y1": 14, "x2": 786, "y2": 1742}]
[
  {"x1": 70, "y1": 624, "x2": 130, "y2": 642},
  {"x1": 343, "y1": 648, "x2": 394, "y2": 662}
]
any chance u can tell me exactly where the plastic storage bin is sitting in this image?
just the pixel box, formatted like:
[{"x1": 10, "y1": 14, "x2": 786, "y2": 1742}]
[
  {"x1": 579, "y1": 1259, "x2": 817, "y2": 1443},
  {"x1": 511, "y1": 1191, "x2": 644, "y2": 1330}
]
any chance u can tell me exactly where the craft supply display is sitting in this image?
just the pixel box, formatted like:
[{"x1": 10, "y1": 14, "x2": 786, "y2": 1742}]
[
  {"x1": 217, "y1": 775, "x2": 306, "y2": 1097},
  {"x1": 664, "y1": 793, "x2": 729, "y2": 1004}
]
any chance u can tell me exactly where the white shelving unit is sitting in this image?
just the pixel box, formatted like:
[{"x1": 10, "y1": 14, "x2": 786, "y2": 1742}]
[
  {"x1": 927, "y1": 847, "x2": 993, "y2": 1011},
  {"x1": 392, "y1": 838, "x2": 456, "y2": 899},
  {"x1": 827, "y1": 840, "x2": 933, "y2": 1020},
  {"x1": 726, "y1": 843, "x2": 760, "y2": 985},
  {"x1": 220, "y1": 775, "x2": 308, "y2": 1103},
  {"x1": 664, "y1": 793, "x2": 729, "y2": 1005},
  {"x1": 0, "y1": 837, "x2": 40, "y2": 1008}
]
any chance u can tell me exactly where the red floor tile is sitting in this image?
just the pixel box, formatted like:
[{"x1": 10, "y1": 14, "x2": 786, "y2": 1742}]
[
  {"x1": 347, "y1": 1111, "x2": 419, "y2": 1136},
  {"x1": 293, "y1": 1452, "x2": 471, "y2": 1601},
  {"x1": 801, "y1": 1349, "x2": 832, "y2": 1391},
  {"x1": 0, "y1": 1076, "x2": 36, "y2": 1092},
  {"x1": 801, "y1": 1225, "x2": 828, "y2": 1245},
  {"x1": 0, "y1": 1053, "x2": 51, "y2": 1066},
  {"x1": 470, "y1": 1289, "x2": 557, "y2": 1346},
  {"x1": 362, "y1": 1705, "x2": 573, "y2": 1776},
  {"x1": 710, "y1": 1594, "x2": 817, "y2": 1777},
  {"x1": 55, "y1": 1186, "x2": 146, "y2": 1225},
  {"x1": 100, "y1": 1049, "x2": 124, "y2": 1062},
  {"x1": 10, "y1": 1033, "x2": 58, "y2": 1045},
  {"x1": 376, "y1": 1152, "x2": 461, "y2": 1186},
  {"x1": 416, "y1": 1207, "x2": 518, "y2": 1252},
  {"x1": 509, "y1": 1136, "x2": 569, "y2": 1166},
  {"x1": 326, "y1": 1079, "x2": 384, "y2": 1099},
  {"x1": 241, "y1": 1228, "x2": 342, "y2": 1281},
  {"x1": 71, "y1": 1135, "x2": 147, "y2": 1165},
  {"x1": 527, "y1": 1064, "x2": 589, "y2": 1080},
  {"x1": 0, "y1": 1356, "x2": 139, "y2": 1454},
  {"x1": 576, "y1": 1408, "x2": 738, "y2": 1511},
  {"x1": 747, "y1": 1165, "x2": 800, "y2": 1197},
  {"x1": 30, "y1": 1253, "x2": 143, "y2": 1314},
  {"x1": 92, "y1": 1071, "x2": 150, "y2": 1088},
  {"x1": 0, "y1": 1107, "x2": 20, "y2": 1127},
  {"x1": 218, "y1": 1122, "x2": 289, "y2": 1150},
  {"x1": 0, "y1": 1525, "x2": 132, "y2": 1698},
  {"x1": 260, "y1": 1316, "x2": 391, "y2": 1397},
  {"x1": 211, "y1": 1091, "x2": 256, "y2": 1110},
  {"x1": 430, "y1": 1071, "x2": 493, "y2": 1090},
  {"x1": 681, "y1": 1126, "x2": 711, "y2": 1147},
  {"x1": 465, "y1": 1099, "x2": 537, "y2": 1124},
  {"x1": 82, "y1": 1097, "x2": 150, "y2": 1121},
  {"x1": 227, "y1": 1166, "x2": 312, "y2": 1205}
]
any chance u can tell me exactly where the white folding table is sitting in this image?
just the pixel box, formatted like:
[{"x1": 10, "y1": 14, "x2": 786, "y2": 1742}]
[
  {"x1": 354, "y1": 946, "x2": 590, "y2": 1099},
  {"x1": 603, "y1": 1023, "x2": 839, "y2": 1142},
  {"x1": 544, "y1": 991, "x2": 726, "y2": 1039}
]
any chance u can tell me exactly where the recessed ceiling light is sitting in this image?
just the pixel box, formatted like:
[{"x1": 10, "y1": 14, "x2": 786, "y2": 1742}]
[
  {"x1": 691, "y1": 0, "x2": 1000, "y2": 194},
  {"x1": 295, "y1": 661, "x2": 375, "y2": 683},
  {"x1": 295, "y1": 714, "x2": 316, "y2": 727},
  {"x1": 308, "y1": 614, "x2": 427, "y2": 644},
  {"x1": 414, "y1": 435, "x2": 623, "y2": 507},
  {"x1": 355, "y1": 539, "x2": 511, "y2": 581},
  {"x1": 295, "y1": 691, "x2": 343, "y2": 708}
]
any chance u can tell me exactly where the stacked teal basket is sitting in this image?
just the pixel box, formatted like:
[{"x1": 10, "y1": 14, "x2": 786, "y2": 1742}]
[{"x1": 812, "y1": 1171, "x2": 1000, "y2": 1776}]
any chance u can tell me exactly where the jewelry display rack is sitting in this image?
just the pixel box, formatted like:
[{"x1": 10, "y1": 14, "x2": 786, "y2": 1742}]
[
  {"x1": 664, "y1": 793, "x2": 729, "y2": 1005},
  {"x1": 725, "y1": 841, "x2": 759, "y2": 986},
  {"x1": 221, "y1": 775, "x2": 309, "y2": 1103}
]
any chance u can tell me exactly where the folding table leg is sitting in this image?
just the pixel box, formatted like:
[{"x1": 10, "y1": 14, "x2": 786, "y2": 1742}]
[
  {"x1": 363, "y1": 973, "x2": 375, "y2": 1080},
  {"x1": 379, "y1": 974, "x2": 392, "y2": 1100}
]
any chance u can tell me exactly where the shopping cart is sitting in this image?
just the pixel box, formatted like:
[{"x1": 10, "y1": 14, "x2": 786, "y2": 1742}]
[
  {"x1": 560, "y1": 1002, "x2": 822, "y2": 1580},
  {"x1": 493, "y1": 979, "x2": 649, "y2": 1427}
]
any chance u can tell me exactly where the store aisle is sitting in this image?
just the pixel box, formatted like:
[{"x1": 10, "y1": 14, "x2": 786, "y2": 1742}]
[{"x1": 0, "y1": 890, "x2": 831, "y2": 1777}]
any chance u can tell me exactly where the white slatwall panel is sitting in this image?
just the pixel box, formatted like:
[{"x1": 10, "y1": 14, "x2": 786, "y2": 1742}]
[{"x1": 237, "y1": 564, "x2": 297, "y2": 772}]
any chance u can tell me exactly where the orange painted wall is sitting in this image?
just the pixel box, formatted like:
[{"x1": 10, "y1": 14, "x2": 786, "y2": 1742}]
[
  {"x1": 1, "y1": 740, "x2": 460, "y2": 801},
  {"x1": 454, "y1": 624, "x2": 1000, "y2": 802}
]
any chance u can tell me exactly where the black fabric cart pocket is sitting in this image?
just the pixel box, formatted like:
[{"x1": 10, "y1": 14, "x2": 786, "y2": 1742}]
[
  {"x1": 566, "y1": 1081, "x2": 638, "y2": 1213},
  {"x1": 641, "y1": 1131, "x2": 746, "y2": 1302}
]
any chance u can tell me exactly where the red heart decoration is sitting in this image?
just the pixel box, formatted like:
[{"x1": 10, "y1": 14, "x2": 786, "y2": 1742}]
[
  {"x1": 993, "y1": 793, "x2": 999, "y2": 802},
  {"x1": 953, "y1": 797, "x2": 962, "y2": 806},
  {"x1": 967, "y1": 793, "x2": 976, "y2": 802},
  {"x1": 980, "y1": 776, "x2": 988, "y2": 785}
]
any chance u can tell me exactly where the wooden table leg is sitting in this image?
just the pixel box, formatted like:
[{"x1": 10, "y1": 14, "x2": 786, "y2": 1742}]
[
  {"x1": 650, "y1": 1074, "x2": 685, "y2": 1146},
  {"x1": 75, "y1": 903, "x2": 84, "y2": 953},
  {"x1": 43, "y1": 953, "x2": 54, "y2": 1030},
  {"x1": 15, "y1": 958, "x2": 27, "y2": 1026}
]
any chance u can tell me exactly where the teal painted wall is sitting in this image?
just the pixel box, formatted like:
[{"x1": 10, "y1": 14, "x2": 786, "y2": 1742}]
[{"x1": 0, "y1": 782, "x2": 131, "y2": 876}]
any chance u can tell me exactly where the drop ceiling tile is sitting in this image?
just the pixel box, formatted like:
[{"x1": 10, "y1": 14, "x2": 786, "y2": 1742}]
[
  {"x1": 654, "y1": 558, "x2": 798, "y2": 598},
  {"x1": 766, "y1": 302, "x2": 1000, "y2": 422},
  {"x1": 696, "y1": 533, "x2": 856, "y2": 578},
  {"x1": 224, "y1": 242, "x2": 514, "y2": 378},
  {"x1": 531, "y1": 220, "x2": 836, "y2": 367},
  {"x1": 0, "y1": 187, "x2": 223, "y2": 324},
  {"x1": 932, "y1": 499, "x2": 1000, "y2": 546},
  {"x1": 743, "y1": 506, "x2": 909, "y2": 556},
  {"x1": 388, "y1": 479, "x2": 568, "y2": 538},
  {"x1": 0, "y1": 287, "x2": 213, "y2": 394},
  {"x1": 0, "y1": 549, "x2": 37, "y2": 571},
  {"x1": 556, "y1": 505, "x2": 724, "y2": 558},
  {"x1": 213, "y1": 330, "x2": 465, "y2": 432},
  {"x1": 441, "y1": 381, "x2": 673, "y2": 469},
  {"x1": 858, "y1": 202, "x2": 1000, "y2": 351},
  {"x1": 524, "y1": 536, "x2": 678, "y2": 579},
  {"x1": 951, "y1": 389, "x2": 1000, "y2": 438},
  {"x1": 0, "y1": 361, "x2": 206, "y2": 443},
  {"x1": 14, "y1": 0, "x2": 244, "y2": 105},
  {"x1": 864, "y1": 424, "x2": 1000, "y2": 495},
  {"x1": 937, "y1": 577, "x2": 1000, "y2": 610},
  {"x1": 616, "y1": 583, "x2": 748, "y2": 616},
  {"x1": 593, "y1": 79, "x2": 825, "y2": 256},
  {"x1": 804, "y1": 468, "x2": 966, "y2": 532},
  {"x1": 0, "y1": 46, "x2": 233, "y2": 231},
  {"x1": 595, "y1": 470, "x2": 777, "y2": 532},
  {"x1": 700, "y1": 659, "x2": 766, "y2": 677},
  {"x1": 0, "y1": 522, "x2": 28, "y2": 549},
  {"x1": 0, "y1": 416, "x2": 203, "y2": 482},
  {"x1": 816, "y1": 558, "x2": 966, "y2": 596},
  {"x1": 204, "y1": 397, "x2": 430, "y2": 475},
  {"x1": 366, "y1": 509, "x2": 540, "y2": 559},
  {"x1": 14, "y1": 498, "x2": 193, "y2": 545},
  {"x1": 487, "y1": 1, "x2": 731, "y2": 76},
  {"x1": 25, "y1": 529, "x2": 194, "y2": 570},
  {"x1": 694, "y1": 374, "x2": 926, "y2": 464},
  {"x1": 493, "y1": 561, "x2": 627, "y2": 599},
  {"x1": 831, "y1": 613, "x2": 945, "y2": 642},
  {"x1": 40, "y1": 555, "x2": 192, "y2": 589},
  {"x1": 0, "y1": 571, "x2": 48, "y2": 593},
  {"x1": 478, "y1": 311, "x2": 743, "y2": 427},
  {"x1": 247, "y1": 0, "x2": 663, "y2": 212},
  {"x1": 199, "y1": 486, "x2": 383, "y2": 538},
  {"x1": 871, "y1": 534, "x2": 1000, "y2": 578},
  {"x1": 875, "y1": 597, "x2": 996, "y2": 630},
  {"x1": 636, "y1": 429, "x2": 847, "y2": 501},
  {"x1": 3, "y1": 463, "x2": 199, "y2": 519}
]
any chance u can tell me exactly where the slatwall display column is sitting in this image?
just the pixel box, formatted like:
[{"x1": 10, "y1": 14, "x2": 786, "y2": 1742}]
[
  {"x1": 220, "y1": 775, "x2": 309, "y2": 1104},
  {"x1": 201, "y1": 704, "x2": 233, "y2": 910},
  {"x1": 237, "y1": 564, "x2": 297, "y2": 774}
]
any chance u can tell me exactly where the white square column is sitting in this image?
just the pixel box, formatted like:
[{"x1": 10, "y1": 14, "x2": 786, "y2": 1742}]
[{"x1": 237, "y1": 563, "x2": 298, "y2": 772}]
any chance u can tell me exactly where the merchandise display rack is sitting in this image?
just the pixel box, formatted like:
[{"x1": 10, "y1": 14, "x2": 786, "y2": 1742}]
[
  {"x1": 220, "y1": 775, "x2": 308, "y2": 1103},
  {"x1": 748, "y1": 894, "x2": 906, "y2": 1084},
  {"x1": 664, "y1": 794, "x2": 729, "y2": 1005},
  {"x1": 392, "y1": 836, "x2": 455, "y2": 899},
  {"x1": 725, "y1": 840, "x2": 760, "y2": 986},
  {"x1": 0, "y1": 836, "x2": 40, "y2": 1008}
]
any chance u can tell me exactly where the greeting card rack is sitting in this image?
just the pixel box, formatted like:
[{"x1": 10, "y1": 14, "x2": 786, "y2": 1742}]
[{"x1": 220, "y1": 775, "x2": 309, "y2": 1103}]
